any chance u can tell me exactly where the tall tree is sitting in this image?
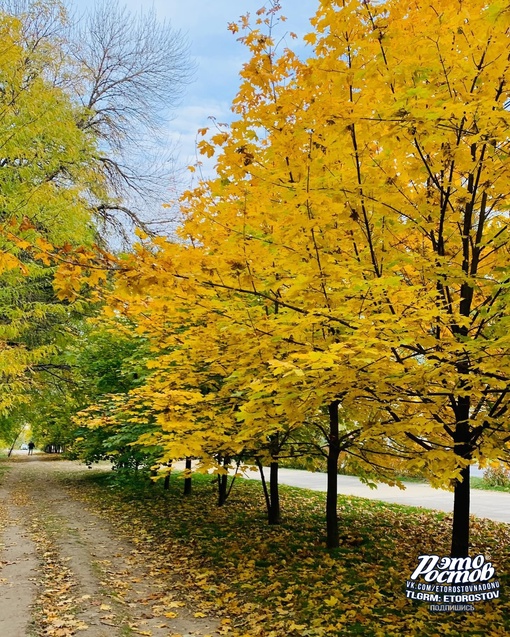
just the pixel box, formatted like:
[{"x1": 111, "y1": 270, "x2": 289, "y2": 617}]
[
  {"x1": 0, "y1": 0, "x2": 191, "y2": 239},
  {"x1": 0, "y1": 0, "x2": 190, "y2": 429},
  {"x1": 290, "y1": 0, "x2": 510, "y2": 558},
  {"x1": 0, "y1": 9, "x2": 103, "y2": 416},
  {"x1": 66, "y1": 0, "x2": 510, "y2": 559}
]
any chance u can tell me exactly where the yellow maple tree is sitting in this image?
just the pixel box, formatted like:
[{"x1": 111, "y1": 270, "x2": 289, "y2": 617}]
[{"x1": 83, "y1": 0, "x2": 510, "y2": 557}]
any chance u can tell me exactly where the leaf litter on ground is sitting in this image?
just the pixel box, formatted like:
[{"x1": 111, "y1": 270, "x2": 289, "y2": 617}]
[{"x1": 56, "y1": 469, "x2": 510, "y2": 637}]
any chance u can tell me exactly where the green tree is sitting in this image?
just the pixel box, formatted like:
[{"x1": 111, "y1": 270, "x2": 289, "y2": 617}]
[
  {"x1": 67, "y1": 320, "x2": 155, "y2": 469},
  {"x1": 1, "y1": 0, "x2": 192, "y2": 237},
  {"x1": 0, "y1": 9, "x2": 104, "y2": 420}
]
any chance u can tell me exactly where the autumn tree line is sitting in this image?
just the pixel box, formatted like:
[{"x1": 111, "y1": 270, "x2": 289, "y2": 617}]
[{"x1": 1, "y1": 0, "x2": 510, "y2": 559}]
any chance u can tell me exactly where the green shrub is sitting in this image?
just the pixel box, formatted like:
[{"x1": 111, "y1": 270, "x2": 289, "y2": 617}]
[{"x1": 483, "y1": 464, "x2": 510, "y2": 488}]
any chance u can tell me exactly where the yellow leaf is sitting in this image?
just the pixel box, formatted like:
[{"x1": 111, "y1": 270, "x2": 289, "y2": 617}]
[{"x1": 324, "y1": 595, "x2": 339, "y2": 606}]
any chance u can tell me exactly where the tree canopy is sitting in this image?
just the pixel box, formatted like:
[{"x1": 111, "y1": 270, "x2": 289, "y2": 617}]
[
  {"x1": 78, "y1": 0, "x2": 510, "y2": 556},
  {"x1": 0, "y1": 0, "x2": 190, "y2": 445},
  {"x1": 0, "y1": 9, "x2": 101, "y2": 419},
  {"x1": 2, "y1": 0, "x2": 509, "y2": 559}
]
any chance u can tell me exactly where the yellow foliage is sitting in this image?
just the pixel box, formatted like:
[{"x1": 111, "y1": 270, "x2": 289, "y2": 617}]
[{"x1": 83, "y1": 0, "x2": 510, "y2": 499}]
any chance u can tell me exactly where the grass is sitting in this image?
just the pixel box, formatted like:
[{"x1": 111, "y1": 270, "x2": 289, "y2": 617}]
[
  {"x1": 350, "y1": 472, "x2": 510, "y2": 492},
  {"x1": 284, "y1": 460, "x2": 510, "y2": 492},
  {"x1": 470, "y1": 477, "x2": 510, "y2": 493},
  {"x1": 58, "y1": 468, "x2": 510, "y2": 637},
  {"x1": 396, "y1": 475, "x2": 510, "y2": 493}
]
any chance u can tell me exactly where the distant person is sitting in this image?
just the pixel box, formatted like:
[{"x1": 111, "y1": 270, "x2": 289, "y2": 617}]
[{"x1": 28, "y1": 441, "x2": 35, "y2": 455}]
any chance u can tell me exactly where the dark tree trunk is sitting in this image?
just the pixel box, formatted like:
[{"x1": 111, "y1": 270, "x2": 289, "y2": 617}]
[
  {"x1": 256, "y1": 457, "x2": 280, "y2": 524},
  {"x1": 217, "y1": 473, "x2": 228, "y2": 506},
  {"x1": 218, "y1": 457, "x2": 228, "y2": 506},
  {"x1": 164, "y1": 473, "x2": 170, "y2": 490},
  {"x1": 7, "y1": 429, "x2": 22, "y2": 458},
  {"x1": 449, "y1": 172, "x2": 477, "y2": 555},
  {"x1": 257, "y1": 459, "x2": 271, "y2": 519},
  {"x1": 268, "y1": 460, "x2": 280, "y2": 525},
  {"x1": 451, "y1": 399, "x2": 471, "y2": 557},
  {"x1": 451, "y1": 464, "x2": 470, "y2": 557},
  {"x1": 327, "y1": 401, "x2": 341, "y2": 549},
  {"x1": 183, "y1": 457, "x2": 192, "y2": 496}
]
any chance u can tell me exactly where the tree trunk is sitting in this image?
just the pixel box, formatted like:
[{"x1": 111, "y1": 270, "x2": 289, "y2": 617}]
[
  {"x1": 217, "y1": 472, "x2": 228, "y2": 505},
  {"x1": 450, "y1": 392, "x2": 471, "y2": 558},
  {"x1": 164, "y1": 473, "x2": 170, "y2": 490},
  {"x1": 183, "y1": 457, "x2": 192, "y2": 496},
  {"x1": 327, "y1": 401, "x2": 340, "y2": 549},
  {"x1": 218, "y1": 458, "x2": 228, "y2": 506},
  {"x1": 256, "y1": 459, "x2": 271, "y2": 519},
  {"x1": 268, "y1": 460, "x2": 280, "y2": 525},
  {"x1": 7, "y1": 429, "x2": 23, "y2": 457},
  {"x1": 451, "y1": 464, "x2": 470, "y2": 557},
  {"x1": 256, "y1": 458, "x2": 280, "y2": 524}
]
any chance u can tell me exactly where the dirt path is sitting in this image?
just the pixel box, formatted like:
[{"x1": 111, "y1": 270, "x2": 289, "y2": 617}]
[
  {"x1": 0, "y1": 454, "x2": 219, "y2": 637},
  {"x1": 0, "y1": 474, "x2": 38, "y2": 637}
]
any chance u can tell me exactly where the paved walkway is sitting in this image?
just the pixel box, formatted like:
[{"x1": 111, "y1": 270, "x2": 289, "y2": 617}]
[{"x1": 246, "y1": 466, "x2": 510, "y2": 524}]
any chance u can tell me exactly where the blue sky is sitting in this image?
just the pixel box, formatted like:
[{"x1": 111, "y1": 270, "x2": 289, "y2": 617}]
[{"x1": 77, "y1": 0, "x2": 319, "y2": 179}]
